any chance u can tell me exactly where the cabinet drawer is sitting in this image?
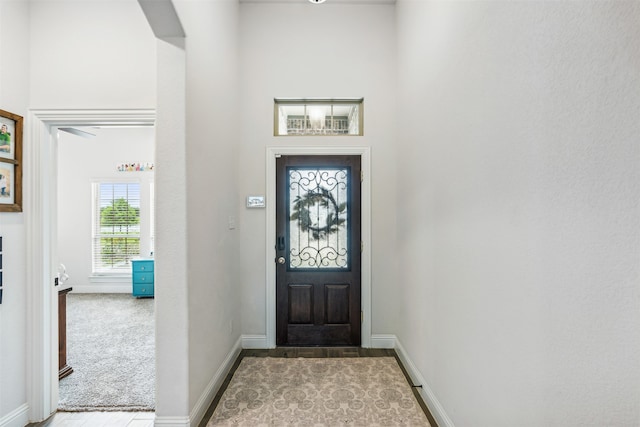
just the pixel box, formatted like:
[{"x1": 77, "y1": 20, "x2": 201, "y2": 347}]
[
  {"x1": 133, "y1": 283, "x2": 154, "y2": 297},
  {"x1": 133, "y1": 272, "x2": 154, "y2": 284},
  {"x1": 132, "y1": 261, "x2": 154, "y2": 273}
]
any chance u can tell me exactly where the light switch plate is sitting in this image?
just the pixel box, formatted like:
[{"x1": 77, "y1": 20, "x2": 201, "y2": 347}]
[{"x1": 247, "y1": 196, "x2": 265, "y2": 208}]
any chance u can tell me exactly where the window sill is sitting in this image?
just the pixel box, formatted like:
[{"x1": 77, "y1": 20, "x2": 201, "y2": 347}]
[{"x1": 89, "y1": 274, "x2": 132, "y2": 284}]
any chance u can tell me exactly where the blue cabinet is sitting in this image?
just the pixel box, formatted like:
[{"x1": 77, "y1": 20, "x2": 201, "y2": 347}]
[{"x1": 132, "y1": 259, "x2": 154, "y2": 297}]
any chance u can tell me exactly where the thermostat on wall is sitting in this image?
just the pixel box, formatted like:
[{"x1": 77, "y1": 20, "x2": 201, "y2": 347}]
[{"x1": 247, "y1": 196, "x2": 265, "y2": 208}]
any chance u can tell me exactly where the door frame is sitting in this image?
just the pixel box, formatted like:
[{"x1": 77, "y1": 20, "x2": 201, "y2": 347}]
[
  {"x1": 26, "y1": 109, "x2": 155, "y2": 421},
  {"x1": 266, "y1": 146, "x2": 371, "y2": 348}
]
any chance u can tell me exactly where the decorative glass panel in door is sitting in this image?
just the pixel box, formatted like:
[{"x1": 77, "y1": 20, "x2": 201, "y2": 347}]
[{"x1": 288, "y1": 168, "x2": 349, "y2": 270}]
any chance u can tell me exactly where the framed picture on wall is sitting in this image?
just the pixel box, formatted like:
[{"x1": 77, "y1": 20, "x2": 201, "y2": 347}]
[
  {"x1": 0, "y1": 109, "x2": 23, "y2": 212},
  {"x1": 0, "y1": 164, "x2": 15, "y2": 206}
]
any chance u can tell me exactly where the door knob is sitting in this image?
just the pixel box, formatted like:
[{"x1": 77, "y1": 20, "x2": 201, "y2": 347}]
[{"x1": 277, "y1": 257, "x2": 286, "y2": 264}]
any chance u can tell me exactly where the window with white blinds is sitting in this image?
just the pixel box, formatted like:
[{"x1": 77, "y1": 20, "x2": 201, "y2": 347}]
[{"x1": 92, "y1": 182, "x2": 141, "y2": 273}]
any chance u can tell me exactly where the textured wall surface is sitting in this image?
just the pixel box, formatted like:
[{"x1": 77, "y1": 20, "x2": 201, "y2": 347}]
[
  {"x1": 0, "y1": 2, "x2": 29, "y2": 425},
  {"x1": 396, "y1": 1, "x2": 640, "y2": 426},
  {"x1": 172, "y1": 0, "x2": 243, "y2": 414},
  {"x1": 238, "y1": 1, "x2": 399, "y2": 338},
  {"x1": 29, "y1": 0, "x2": 156, "y2": 109},
  {"x1": 154, "y1": 37, "x2": 190, "y2": 420}
]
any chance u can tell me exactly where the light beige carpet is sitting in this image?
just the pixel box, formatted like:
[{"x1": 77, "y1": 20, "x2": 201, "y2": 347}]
[
  {"x1": 207, "y1": 357, "x2": 430, "y2": 426},
  {"x1": 59, "y1": 294, "x2": 155, "y2": 411}
]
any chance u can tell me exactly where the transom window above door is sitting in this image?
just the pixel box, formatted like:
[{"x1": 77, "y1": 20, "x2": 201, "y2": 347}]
[{"x1": 274, "y1": 98, "x2": 363, "y2": 136}]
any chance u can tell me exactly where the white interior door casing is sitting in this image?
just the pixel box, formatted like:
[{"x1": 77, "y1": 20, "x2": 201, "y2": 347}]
[
  {"x1": 26, "y1": 109, "x2": 155, "y2": 421},
  {"x1": 265, "y1": 146, "x2": 372, "y2": 349}
]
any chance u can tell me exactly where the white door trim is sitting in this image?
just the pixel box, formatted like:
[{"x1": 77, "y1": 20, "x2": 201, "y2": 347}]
[
  {"x1": 26, "y1": 109, "x2": 155, "y2": 422},
  {"x1": 265, "y1": 146, "x2": 372, "y2": 348}
]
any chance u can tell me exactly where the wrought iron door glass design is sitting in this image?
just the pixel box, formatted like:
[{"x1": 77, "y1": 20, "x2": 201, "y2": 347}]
[{"x1": 288, "y1": 167, "x2": 350, "y2": 269}]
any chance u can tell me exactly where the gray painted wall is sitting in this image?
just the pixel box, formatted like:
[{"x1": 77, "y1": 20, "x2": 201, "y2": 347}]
[
  {"x1": 396, "y1": 1, "x2": 640, "y2": 425},
  {"x1": 2, "y1": 1, "x2": 639, "y2": 426}
]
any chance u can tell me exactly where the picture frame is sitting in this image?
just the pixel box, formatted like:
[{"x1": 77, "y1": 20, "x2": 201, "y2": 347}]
[{"x1": 0, "y1": 109, "x2": 23, "y2": 212}]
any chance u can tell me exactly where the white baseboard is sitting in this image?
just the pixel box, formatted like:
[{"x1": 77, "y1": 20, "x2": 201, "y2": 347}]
[
  {"x1": 0, "y1": 404, "x2": 29, "y2": 427},
  {"x1": 394, "y1": 337, "x2": 455, "y2": 427},
  {"x1": 241, "y1": 334, "x2": 269, "y2": 349},
  {"x1": 370, "y1": 334, "x2": 397, "y2": 349},
  {"x1": 153, "y1": 416, "x2": 190, "y2": 427},
  {"x1": 188, "y1": 336, "x2": 242, "y2": 427},
  {"x1": 70, "y1": 285, "x2": 131, "y2": 293}
]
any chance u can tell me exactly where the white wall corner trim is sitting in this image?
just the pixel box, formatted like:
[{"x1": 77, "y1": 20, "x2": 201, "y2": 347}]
[
  {"x1": 265, "y1": 146, "x2": 372, "y2": 348},
  {"x1": 188, "y1": 336, "x2": 242, "y2": 427},
  {"x1": 370, "y1": 334, "x2": 396, "y2": 349},
  {"x1": 0, "y1": 404, "x2": 29, "y2": 427},
  {"x1": 394, "y1": 338, "x2": 455, "y2": 427},
  {"x1": 242, "y1": 334, "x2": 268, "y2": 349}
]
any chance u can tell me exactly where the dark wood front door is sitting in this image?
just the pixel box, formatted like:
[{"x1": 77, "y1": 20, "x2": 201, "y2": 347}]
[{"x1": 276, "y1": 155, "x2": 361, "y2": 346}]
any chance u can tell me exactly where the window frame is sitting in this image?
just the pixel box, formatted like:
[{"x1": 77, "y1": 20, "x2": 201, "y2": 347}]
[
  {"x1": 91, "y1": 180, "x2": 147, "y2": 275},
  {"x1": 274, "y1": 98, "x2": 364, "y2": 137}
]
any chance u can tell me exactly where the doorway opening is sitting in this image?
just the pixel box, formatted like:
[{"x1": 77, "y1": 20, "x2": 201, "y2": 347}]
[
  {"x1": 55, "y1": 125, "x2": 156, "y2": 411},
  {"x1": 26, "y1": 110, "x2": 155, "y2": 421},
  {"x1": 264, "y1": 147, "x2": 372, "y2": 349}
]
